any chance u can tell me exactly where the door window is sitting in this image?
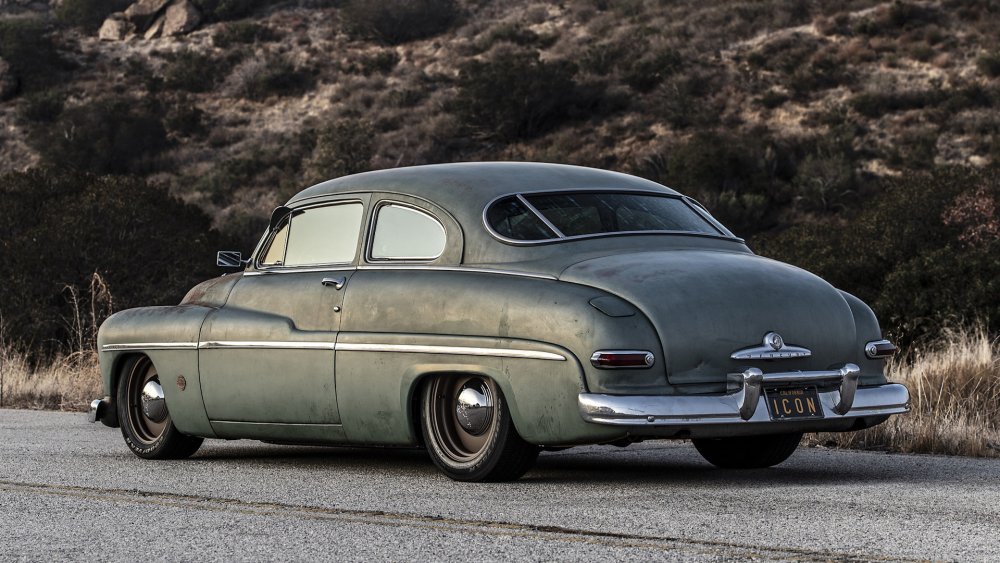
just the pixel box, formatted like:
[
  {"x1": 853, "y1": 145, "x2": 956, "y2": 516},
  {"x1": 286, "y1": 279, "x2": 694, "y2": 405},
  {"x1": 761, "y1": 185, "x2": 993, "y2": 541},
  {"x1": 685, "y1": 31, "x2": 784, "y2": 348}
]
[{"x1": 260, "y1": 202, "x2": 364, "y2": 267}]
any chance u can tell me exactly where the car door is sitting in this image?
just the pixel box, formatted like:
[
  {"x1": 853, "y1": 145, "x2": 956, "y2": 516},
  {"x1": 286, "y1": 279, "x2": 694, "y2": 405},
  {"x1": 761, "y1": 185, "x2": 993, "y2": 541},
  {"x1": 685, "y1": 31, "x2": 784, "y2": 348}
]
[{"x1": 199, "y1": 196, "x2": 368, "y2": 428}]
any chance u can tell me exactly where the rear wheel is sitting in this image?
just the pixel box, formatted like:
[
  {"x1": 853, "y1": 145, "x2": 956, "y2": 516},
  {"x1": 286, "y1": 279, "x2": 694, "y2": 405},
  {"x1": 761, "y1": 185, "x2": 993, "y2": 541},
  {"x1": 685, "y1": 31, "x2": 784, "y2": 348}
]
[
  {"x1": 692, "y1": 433, "x2": 802, "y2": 469},
  {"x1": 117, "y1": 355, "x2": 203, "y2": 460},
  {"x1": 421, "y1": 375, "x2": 538, "y2": 482}
]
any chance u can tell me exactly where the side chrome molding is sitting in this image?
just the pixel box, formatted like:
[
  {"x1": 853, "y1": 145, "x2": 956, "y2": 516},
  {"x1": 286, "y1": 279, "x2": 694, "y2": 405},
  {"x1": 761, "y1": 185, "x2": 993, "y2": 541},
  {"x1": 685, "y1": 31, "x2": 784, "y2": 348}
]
[{"x1": 102, "y1": 341, "x2": 566, "y2": 361}]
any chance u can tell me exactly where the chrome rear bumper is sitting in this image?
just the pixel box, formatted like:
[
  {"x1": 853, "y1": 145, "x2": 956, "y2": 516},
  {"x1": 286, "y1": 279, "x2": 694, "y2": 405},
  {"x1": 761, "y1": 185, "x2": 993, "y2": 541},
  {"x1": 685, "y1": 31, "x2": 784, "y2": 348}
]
[{"x1": 579, "y1": 364, "x2": 910, "y2": 428}]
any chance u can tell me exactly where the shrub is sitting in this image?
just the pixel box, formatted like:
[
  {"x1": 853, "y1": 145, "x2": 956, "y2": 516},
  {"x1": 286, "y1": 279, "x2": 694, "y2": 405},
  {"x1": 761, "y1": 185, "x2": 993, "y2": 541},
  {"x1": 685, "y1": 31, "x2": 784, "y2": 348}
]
[
  {"x1": 347, "y1": 49, "x2": 400, "y2": 76},
  {"x1": 0, "y1": 169, "x2": 231, "y2": 353},
  {"x1": 623, "y1": 48, "x2": 682, "y2": 92},
  {"x1": 212, "y1": 21, "x2": 280, "y2": 48},
  {"x1": 0, "y1": 18, "x2": 73, "y2": 95},
  {"x1": 164, "y1": 95, "x2": 206, "y2": 138},
  {"x1": 162, "y1": 50, "x2": 226, "y2": 93},
  {"x1": 452, "y1": 48, "x2": 580, "y2": 141},
  {"x1": 56, "y1": 0, "x2": 131, "y2": 32},
  {"x1": 17, "y1": 89, "x2": 66, "y2": 123},
  {"x1": 850, "y1": 88, "x2": 946, "y2": 118},
  {"x1": 304, "y1": 119, "x2": 375, "y2": 183},
  {"x1": 977, "y1": 51, "x2": 1000, "y2": 78},
  {"x1": 342, "y1": 0, "x2": 460, "y2": 45},
  {"x1": 32, "y1": 95, "x2": 169, "y2": 175},
  {"x1": 225, "y1": 54, "x2": 314, "y2": 100},
  {"x1": 192, "y1": 0, "x2": 279, "y2": 22}
]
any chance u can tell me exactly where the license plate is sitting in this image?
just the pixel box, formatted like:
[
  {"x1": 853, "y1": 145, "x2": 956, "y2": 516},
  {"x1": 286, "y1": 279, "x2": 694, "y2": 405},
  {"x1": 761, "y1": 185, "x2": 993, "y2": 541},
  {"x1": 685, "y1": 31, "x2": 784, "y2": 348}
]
[{"x1": 764, "y1": 387, "x2": 824, "y2": 420}]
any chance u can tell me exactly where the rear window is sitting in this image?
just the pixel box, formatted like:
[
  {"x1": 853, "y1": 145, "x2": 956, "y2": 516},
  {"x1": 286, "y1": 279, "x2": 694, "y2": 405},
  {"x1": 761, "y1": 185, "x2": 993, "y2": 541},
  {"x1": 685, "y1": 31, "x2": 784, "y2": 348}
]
[{"x1": 486, "y1": 192, "x2": 722, "y2": 242}]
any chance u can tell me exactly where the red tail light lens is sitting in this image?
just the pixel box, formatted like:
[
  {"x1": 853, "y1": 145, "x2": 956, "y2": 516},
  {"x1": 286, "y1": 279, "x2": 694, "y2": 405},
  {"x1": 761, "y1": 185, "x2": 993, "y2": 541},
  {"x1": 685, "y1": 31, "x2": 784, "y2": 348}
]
[{"x1": 590, "y1": 350, "x2": 655, "y2": 369}]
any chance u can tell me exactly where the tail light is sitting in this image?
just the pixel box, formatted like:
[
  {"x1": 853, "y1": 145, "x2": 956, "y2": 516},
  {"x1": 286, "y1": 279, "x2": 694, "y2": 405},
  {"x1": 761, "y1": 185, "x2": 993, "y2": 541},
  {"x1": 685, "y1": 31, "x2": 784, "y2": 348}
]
[
  {"x1": 590, "y1": 350, "x2": 655, "y2": 369},
  {"x1": 865, "y1": 340, "x2": 897, "y2": 359}
]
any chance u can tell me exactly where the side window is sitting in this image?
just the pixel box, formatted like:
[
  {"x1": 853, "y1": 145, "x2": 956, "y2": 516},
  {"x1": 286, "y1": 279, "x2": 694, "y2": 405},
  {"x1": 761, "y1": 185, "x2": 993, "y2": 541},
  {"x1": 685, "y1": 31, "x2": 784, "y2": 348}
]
[
  {"x1": 259, "y1": 203, "x2": 364, "y2": 267},
  {"x1": 261, "y1": 223, "x2": 288, "y2": 266},
  {"x1": 370, "y1": 204, "x2": 446, "y2": 261}
]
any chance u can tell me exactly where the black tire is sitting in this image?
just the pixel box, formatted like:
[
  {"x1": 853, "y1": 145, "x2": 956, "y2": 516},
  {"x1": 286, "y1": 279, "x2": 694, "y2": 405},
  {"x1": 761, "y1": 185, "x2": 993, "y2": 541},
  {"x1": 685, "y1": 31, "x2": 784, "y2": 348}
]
[
  {"x1": 692, "y1": 433, "x2": 802, "y2": 469},
  {"x1": 421, "y1": 375, "x2": 538, "y2": 482},
  {"x1": 116, "y1": 355, "x2": 203, "y2": 460}
]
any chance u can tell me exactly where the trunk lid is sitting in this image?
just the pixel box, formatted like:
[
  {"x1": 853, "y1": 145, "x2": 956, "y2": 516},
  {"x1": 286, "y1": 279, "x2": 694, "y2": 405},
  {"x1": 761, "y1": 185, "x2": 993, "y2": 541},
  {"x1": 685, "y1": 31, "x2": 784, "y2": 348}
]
[{"x1": 560, "y1": 249, "x2": 857, "y2": 388}]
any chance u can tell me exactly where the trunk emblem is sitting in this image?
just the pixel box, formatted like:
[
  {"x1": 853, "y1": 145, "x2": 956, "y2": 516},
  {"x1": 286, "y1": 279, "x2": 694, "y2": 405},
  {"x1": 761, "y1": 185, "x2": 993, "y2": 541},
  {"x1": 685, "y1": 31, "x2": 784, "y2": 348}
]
[{"x1": 732, "y1": 332, "x2": 811, "y2": 360}]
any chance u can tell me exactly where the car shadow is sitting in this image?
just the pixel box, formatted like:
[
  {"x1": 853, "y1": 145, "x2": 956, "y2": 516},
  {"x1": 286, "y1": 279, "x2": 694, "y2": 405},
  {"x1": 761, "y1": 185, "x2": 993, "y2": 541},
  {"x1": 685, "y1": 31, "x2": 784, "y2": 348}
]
[{"x1": 189, "y1": 440, "x2": 924, "y2": 486}]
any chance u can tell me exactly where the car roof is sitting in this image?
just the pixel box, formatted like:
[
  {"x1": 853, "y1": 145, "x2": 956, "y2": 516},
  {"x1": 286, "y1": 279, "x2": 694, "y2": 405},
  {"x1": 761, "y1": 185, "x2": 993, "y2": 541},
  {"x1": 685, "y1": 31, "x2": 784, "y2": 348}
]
[{"x1": 287, "y1": 162, "x2": 680, "y2": 209}]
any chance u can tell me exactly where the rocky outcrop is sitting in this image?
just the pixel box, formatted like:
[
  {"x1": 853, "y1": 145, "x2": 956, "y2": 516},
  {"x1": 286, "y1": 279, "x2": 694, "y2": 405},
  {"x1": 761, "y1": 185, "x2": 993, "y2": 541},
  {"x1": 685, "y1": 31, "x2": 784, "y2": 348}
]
[
  {"x1": 98, "y1": 13, "x2": 135, "y2": 42},
  {"x1": 99, "y1": 0, "x2": 201, "y2": 41}
]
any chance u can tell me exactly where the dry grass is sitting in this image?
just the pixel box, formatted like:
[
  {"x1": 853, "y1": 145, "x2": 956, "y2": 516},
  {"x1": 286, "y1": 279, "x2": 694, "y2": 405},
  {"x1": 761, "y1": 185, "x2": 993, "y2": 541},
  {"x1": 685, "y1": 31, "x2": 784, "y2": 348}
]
[
  {"x1": 0, "y1": 347, "x2": 101, "y2": 411},
  {"x1": 811, "y1": 325, "x2": 1000, "y2": 458}
]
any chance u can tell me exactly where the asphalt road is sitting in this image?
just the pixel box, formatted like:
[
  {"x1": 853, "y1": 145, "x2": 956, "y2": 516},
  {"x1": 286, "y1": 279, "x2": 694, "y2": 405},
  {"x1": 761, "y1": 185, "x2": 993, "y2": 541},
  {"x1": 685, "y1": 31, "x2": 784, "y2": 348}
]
[{"x1": 1, "y1": 409, "x2": 998, "y2": 561}]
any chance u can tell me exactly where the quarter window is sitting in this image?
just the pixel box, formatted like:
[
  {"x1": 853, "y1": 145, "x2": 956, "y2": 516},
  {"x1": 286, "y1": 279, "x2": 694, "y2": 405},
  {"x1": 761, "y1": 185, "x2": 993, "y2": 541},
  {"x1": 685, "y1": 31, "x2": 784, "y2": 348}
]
[
  {"x1": 370, "y1": 204, "x2": 446, "y2": 260},
  {"x1": 260, "y1": 203, "x2": 364, "y2": 267}
]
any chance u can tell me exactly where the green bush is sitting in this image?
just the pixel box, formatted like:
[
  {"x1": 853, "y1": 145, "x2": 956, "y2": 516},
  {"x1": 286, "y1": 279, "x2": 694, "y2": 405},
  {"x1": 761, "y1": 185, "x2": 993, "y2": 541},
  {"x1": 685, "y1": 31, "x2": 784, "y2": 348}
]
[
  {"x1": 452, "y1": 48, "x2": 581, "y2": 141},
  {"x1": 32, "y1": 95, "x2": 169, "y2": 175},
  {"x1": 56, "y1": 0, "x2": 131, "y2": 32},
  {"x1": 342, "y1": 0, "x2": 460, "y2": 45},
  {"x1": 0, "y1": 169, "x2": 232, "y2": 353}
]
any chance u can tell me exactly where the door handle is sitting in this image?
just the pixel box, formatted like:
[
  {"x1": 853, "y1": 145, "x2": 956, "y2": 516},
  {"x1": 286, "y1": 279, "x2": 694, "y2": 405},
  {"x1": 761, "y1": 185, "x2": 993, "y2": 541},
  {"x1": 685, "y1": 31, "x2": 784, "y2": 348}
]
[{"x1": 321, "y1": 277, "x2": 346, "y2": 290}]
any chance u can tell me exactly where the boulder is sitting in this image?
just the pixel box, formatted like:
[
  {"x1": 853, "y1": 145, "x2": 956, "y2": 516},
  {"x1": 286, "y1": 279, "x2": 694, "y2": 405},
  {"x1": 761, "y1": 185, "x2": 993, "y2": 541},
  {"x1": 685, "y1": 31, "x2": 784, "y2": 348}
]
[
  {"x1": 143, "y1": 14, "x2": 165, "y2": 39},
  {"x1": 98, "y1": 13, "x2": 135, "y2": 41},
  {"x1": 123, "y1": 0, "x2": 171, "y2": 30},
  {"x1": 0, "y1": 57, "x2": 18, "y2": 101},
  {"x1": 162, "y1": 0, "x2": 201, "y2": 36}
]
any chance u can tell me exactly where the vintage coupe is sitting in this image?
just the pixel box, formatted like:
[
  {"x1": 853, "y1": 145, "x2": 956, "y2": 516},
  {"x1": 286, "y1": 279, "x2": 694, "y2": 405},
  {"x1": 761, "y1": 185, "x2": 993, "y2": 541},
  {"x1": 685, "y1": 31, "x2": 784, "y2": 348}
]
[{"x1": 91, "y1": 162, "x2": 909, "y2": 481}]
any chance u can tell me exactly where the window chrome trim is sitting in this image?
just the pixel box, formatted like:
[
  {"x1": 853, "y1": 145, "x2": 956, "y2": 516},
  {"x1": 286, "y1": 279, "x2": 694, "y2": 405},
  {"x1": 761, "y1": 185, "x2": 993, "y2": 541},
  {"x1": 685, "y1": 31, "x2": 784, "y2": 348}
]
[
  {"x1": 104, "y1": 340, "x2": 566, "y2": 361},
  {"x1": 101, "y1": 342, "x2": 198, "y2": 351},
  {"x1": 482, "y1": 190, "x2": 744, "y2": 246},
  {"x1": 365, "y1": 201, "x2": 447, "y2": 263},
  {"x1": 243, "y1": 265, "x2": 557, "y2": 280}
]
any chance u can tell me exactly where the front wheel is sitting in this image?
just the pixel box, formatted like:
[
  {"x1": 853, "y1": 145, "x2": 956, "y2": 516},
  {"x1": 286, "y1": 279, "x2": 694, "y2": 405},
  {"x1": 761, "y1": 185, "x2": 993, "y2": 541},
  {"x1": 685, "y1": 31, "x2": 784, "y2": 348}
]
[
  {"x1": 692, "y1": 433, "x2": 802, "y2": 469},
  {"x1": 117, "y1": 355, "x2": 203, "y2": 460},
  {"x1": 421, "y1": 375, "x2": 538, "y2": 482}
]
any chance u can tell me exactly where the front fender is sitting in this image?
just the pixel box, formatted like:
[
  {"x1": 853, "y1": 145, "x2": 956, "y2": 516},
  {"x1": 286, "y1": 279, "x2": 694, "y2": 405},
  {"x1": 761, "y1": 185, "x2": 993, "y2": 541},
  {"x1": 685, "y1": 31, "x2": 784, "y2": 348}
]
[{"x1": 97, "y1": 305, "x2": 216, "y2": 437}]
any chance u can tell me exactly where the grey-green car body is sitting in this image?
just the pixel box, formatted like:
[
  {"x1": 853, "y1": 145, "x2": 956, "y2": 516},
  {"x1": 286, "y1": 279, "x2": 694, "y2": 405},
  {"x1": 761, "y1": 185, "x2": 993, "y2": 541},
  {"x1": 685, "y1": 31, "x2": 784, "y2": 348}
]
[{"x1": 94, "y1": 162, "x2": 909, "y2": 448}]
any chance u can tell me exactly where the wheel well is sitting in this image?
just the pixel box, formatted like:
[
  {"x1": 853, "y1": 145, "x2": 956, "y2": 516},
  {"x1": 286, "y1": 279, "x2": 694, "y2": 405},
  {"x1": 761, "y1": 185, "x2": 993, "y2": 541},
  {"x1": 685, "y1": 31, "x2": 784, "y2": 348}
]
[{"x1": 408, "y1": 371, "x2": 499, "y2": 449}]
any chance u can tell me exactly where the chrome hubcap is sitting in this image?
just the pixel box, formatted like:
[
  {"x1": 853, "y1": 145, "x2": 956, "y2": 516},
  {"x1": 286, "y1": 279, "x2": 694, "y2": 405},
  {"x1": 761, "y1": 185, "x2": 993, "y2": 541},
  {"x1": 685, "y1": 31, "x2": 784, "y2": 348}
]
[
  {"x1": 455, "y1": 380, "x2": 493, "y2": 435},
  {"x1": 141, "y1": 380, "x2": 167, "y2": 423}
]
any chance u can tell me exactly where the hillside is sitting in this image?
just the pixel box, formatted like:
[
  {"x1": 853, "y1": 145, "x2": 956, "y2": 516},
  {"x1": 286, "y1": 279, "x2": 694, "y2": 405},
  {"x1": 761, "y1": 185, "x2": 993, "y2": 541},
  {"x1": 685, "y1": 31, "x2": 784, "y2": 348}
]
[{"x1": 2, "y1": 0, "x2": 1000, "y2": 350}]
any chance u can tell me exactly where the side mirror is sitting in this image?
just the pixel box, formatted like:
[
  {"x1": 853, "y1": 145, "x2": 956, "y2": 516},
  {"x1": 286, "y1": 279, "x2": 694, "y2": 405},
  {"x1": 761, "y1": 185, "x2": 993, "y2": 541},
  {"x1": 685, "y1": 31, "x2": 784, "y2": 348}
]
[{"x1": 216, "y1": 251, "x2": 245, "y2": 268}]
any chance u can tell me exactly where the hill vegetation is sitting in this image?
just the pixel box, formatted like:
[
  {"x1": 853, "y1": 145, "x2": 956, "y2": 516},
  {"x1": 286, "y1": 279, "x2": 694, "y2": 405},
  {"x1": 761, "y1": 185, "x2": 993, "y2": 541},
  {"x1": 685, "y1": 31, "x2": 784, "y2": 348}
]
[{"x1": 1, "y1": 0, "x2": 999, "y2": 352}]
